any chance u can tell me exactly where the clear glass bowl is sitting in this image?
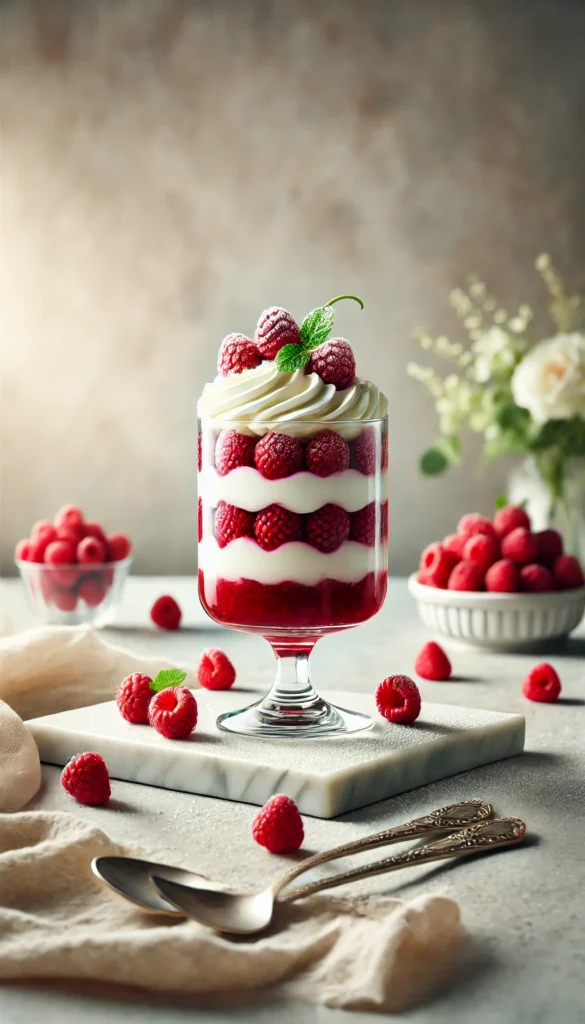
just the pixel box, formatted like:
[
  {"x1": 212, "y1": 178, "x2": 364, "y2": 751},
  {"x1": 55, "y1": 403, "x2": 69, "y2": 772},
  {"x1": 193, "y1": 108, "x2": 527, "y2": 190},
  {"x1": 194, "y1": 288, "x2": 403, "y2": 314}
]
[
  {"x1": 16, "y1": 557, "x2": 132, "y2": 627},
  {"x1": 198, "y1": 416, "x2": 389, "y2": 738}
]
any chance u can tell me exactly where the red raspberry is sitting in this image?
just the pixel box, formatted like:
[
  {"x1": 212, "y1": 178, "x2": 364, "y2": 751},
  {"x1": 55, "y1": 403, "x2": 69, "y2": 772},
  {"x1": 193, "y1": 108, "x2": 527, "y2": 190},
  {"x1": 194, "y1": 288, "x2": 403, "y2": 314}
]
[
  {"x1": 31, "y1": 520, "x2": 57, "y2": 546},
  {"x1": 443, "y1": 533, "x2": 466, "y2": 560},
  {"x1": 254, "y1": 504, "x2": 303, "y2": 550},
  {"x1": 27, "y1": 539, "x2": 49, "y2": 563},
  {"x1": 457, "y1": 513, "x2": 496, "y2": 540},
  {"x1": 197, "y1": 648, "x2": 236, "y2": 690},
  {"x1": 252, "y1": 794, "x2": 304, "y2": 854},
  {"x1": 534, "y1": 529, "x2": 564, "y2": 568},
  {"x1": 351, "y1": 427, "x2": 377, "y2": 476},
  {"x1": 447, "y1": 561, "x2": 483, "y2": 591},
  {"x1": 306, "y1": 337, "x2": 356, "y2": 390},
  {"x1": 107, "y1": 534, "x2": 132, "y2": 561},
  {"x1": 77, "y1": 536, "x2": 106, "y2": 564},
  {"x1": 553, "y1": 555, "x2": 585, "y2": 590},
  {"x1": 254, "y1": 431, "x2": 304, "y2": 479},
  {"x1": 54, "y1": 505, "x2": 85, "y2": 531},
  {"x1": 117, "y1": 672, "x2": 154, "y2": 724},
  {"x1": 218, "y1": 333, "x2": 262, "y2": 376},
  {"x1": 415, "y1": 641, "x2": 452, "y2": 681},
  {"x1": 349, "y1": 502, "x2": 376, "y2": 546},
  {"x1": 255, "y1": 307, "x2": 301, "y2": 359},
  {"x1": 78, "y1": 576, "x2": 108, "y2": 607},
  {"x1": 501, "y1": 527, "x2": 538, "y2": 565},
  {"x1": 215, "y1": 429, "x2": 257, "y2": 476},
  {"x1": 305, "y1": 430, "x2": 350, "y2": 477},
  {"x1": 84, "y1": 521, "x2": 108, "y2": 545},
  {"x1": 485, "y1": 558, "x2": 520, "y2": 593},
  {"x1": 53, "y1": 586, "x2": 78, "y2": 612},
  {"x1": 493, "y1": 505, "x2": 530, "y2": 539},
  {"x1": 150, "y1": 594, "x2": 182, "y2": 630},
  {"x1": 375, "y1": 675, "x2": 421, "y2": 724},
  {"x1": 522, "y1": 662, "x2": 561, "y2": 703},
  {"x1": 61, "y1": 751, "x2": 111, "y2": 805},
  {"x1": 14, "y1": 539, "x2": 32, "y2": 561},
  {"x1": 55, "y1": 523, "x2": 86, "y2": 547},
  {"x1": 306, "y1": 504, "x2": 350, "y2": 553},
  {"x1": 44, "y1": 540, "x2": 78, "y2": 587},
  {"x1": 463, "y1": 533, "x2": 500, "y2": 574},
  {"x1": 419, "y1": 543, "x2": 459, "y2": 588},
  {"x1": 520, "y1": 564, "x2": 554, "y2": 593},
  {"x1": 149, "y1": 686, "x2": 198, "y2": 739},
  {"x1": 215, "y1": 501, "x2": 255, "y2": 548}
]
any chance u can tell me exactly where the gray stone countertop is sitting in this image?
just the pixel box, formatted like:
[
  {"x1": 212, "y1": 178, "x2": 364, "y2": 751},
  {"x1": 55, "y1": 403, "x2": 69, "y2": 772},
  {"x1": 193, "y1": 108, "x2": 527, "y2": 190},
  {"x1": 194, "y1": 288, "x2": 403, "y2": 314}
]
[{"x1": 1, "y1": 577, "x2": 584, "y2": 1024}]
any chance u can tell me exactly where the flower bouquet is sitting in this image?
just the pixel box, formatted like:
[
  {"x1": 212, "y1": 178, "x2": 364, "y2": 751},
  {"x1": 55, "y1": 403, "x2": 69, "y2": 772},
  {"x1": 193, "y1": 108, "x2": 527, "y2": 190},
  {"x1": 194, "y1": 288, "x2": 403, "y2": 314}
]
[{"x1": 408, "y1": 255, "x2": 585, "y2": 561}]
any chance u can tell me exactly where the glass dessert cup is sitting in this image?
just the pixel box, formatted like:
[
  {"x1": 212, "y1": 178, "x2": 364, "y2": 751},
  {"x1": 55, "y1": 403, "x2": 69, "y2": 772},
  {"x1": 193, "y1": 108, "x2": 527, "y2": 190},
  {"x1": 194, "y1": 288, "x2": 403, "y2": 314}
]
[
  {"x1": 16, "y1": 557, "x2": 132, "y2": 627},
  {"x1": 198, "y1": 416, "x2": 388, "y2": 738}
]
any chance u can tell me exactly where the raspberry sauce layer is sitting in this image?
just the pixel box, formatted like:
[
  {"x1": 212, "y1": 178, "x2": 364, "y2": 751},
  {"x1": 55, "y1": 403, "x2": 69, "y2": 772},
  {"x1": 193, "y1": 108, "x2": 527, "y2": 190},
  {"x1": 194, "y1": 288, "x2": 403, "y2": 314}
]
[
  {"x1": 199, "y1": 536, "x2": 386, "y2": 586},
  {"x1": 199, "y1": 570, "x2": 388, "y2": 630},
  {"x1": 200, "y1": 466, "x2": 376, "y2": 514}
]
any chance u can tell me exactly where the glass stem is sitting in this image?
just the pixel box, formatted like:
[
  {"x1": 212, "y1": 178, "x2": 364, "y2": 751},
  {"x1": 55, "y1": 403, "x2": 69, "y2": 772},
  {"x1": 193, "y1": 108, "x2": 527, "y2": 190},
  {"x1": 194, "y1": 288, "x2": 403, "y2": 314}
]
[{"x1": 259, "y1": 642, "x2": 329, "y2": 721}]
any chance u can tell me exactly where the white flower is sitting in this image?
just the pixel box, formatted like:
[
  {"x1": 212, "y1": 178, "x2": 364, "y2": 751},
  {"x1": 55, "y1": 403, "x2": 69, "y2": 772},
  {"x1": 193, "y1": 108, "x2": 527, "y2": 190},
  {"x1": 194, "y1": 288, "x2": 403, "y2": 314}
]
[
  {"x1": 472, "y1": 327, "x2": 514, "y2": 383},
  {"x1": 511, "y1": 333, "x2": 585, "y2": 424}
]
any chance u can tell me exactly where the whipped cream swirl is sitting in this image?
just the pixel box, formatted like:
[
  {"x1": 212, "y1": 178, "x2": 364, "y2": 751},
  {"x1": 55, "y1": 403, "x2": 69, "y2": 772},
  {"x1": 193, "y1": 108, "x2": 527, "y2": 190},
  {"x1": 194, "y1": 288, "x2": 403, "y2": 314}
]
[{"x1": 197, "y1": 364, "x2": 387, "y2": 436}]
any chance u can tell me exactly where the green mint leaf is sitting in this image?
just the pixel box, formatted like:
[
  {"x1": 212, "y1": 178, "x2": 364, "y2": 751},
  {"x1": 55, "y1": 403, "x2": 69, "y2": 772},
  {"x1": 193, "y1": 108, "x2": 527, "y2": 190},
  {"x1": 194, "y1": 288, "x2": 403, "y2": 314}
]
[
  {"x1": 276, "y1": 344, "x2": 311, "y2": 373},
  {"x1": 494, "y1": 494, "x2": 508, "y2": 509},
  {"x1": 150, "y1": 668, "x2": 187, "y2": 692},
  {"x1": 300, "y1": 306, "x2": 335, "y2": 350}
]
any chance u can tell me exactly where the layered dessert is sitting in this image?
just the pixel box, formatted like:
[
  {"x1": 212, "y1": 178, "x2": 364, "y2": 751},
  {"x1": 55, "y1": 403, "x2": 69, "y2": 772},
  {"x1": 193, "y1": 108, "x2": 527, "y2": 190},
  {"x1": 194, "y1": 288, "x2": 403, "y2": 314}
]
[{"x1": 197, "y1": 297, "x2": 388, "y2": 636}]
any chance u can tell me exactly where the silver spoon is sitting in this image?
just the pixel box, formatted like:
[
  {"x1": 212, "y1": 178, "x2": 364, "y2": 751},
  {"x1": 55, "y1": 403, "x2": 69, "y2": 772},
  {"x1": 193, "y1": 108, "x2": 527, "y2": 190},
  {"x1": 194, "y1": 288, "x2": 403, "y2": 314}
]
[
  {"x1": 91, "y1": 857, "x2": 213, "y2": 915},
  {"x1": 92, "y1": 800, "x2": 491, "y2": 915},
  {"x1": 153, "y1": 817, "x2": 526, "y2": 934}
]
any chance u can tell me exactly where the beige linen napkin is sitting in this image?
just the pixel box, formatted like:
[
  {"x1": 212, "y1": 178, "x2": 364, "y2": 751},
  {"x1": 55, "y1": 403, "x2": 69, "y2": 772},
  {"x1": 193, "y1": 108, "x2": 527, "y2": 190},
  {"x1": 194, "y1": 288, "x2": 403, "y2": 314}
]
[{"x1": 0, "y1": 811, "x2": 463, "y2": 1013}]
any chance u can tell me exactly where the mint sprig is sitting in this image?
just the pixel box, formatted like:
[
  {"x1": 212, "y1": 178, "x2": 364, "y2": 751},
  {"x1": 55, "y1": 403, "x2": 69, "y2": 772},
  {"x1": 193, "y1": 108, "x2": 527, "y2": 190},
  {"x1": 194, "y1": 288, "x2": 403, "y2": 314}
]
[
  {"x1": 275, "y1": 294, "x2": 363, "y2": 373},
  {"x1": 150, "y1": 668, "x2": 187, "y2": 692}
]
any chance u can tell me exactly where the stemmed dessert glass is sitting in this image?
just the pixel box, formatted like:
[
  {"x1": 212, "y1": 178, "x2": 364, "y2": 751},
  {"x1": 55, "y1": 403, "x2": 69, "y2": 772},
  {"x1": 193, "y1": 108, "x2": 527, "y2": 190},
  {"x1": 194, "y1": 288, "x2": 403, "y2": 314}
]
[{"x1": 198, "y1": 416, "x2": 388, "y2": 737}]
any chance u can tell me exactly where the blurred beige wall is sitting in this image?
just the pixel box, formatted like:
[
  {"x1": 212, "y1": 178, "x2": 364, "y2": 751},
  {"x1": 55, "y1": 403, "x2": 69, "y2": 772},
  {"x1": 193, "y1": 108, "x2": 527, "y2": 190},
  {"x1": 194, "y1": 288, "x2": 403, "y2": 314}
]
[{"x1": 1, "y1": 0, "x2": 584, "y2": 574}]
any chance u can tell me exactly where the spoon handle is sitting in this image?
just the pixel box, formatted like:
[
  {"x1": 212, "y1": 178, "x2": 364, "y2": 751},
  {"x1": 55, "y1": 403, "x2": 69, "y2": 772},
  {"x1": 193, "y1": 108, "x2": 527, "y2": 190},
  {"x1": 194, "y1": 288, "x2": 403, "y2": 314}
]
[
  {"x1": 273, "y1": 800, "x2": 493, "y2": 897},
  {"x1": 278, "y1": 817, "x2": 525, "y2": 904}
]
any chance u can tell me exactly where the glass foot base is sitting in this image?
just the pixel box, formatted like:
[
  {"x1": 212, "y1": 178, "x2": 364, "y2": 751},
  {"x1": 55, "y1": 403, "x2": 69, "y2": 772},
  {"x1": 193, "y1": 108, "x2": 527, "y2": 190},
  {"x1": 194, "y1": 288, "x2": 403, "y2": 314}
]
[{"x1": 216, "y1": 698, "x2": 373, "y2": 738}]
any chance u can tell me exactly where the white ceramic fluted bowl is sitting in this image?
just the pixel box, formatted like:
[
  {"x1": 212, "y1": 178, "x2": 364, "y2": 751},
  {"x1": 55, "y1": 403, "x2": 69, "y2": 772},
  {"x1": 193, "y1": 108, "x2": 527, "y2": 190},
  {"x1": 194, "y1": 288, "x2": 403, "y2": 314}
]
[{"x1": 408, "y1": 574, "x2": 585, "y2": 649}]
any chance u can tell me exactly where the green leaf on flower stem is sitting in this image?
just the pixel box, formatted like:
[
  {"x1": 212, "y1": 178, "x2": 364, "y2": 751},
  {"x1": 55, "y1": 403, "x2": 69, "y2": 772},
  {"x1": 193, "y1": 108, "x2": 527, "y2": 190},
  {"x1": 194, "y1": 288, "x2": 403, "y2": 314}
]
[
  {"x1": 495, "y1": 404, "x2": 531, "y2": 433},
  {"x1": 299, "y1": 306, "x2": 335, "y2": 350},
  {"x1": 150, "y1": 668, "x2": 187, "y2": 693},
  {"x1": 530, "y1": 417, "x2": 585, "y2": 457},
  {"x1": 275, "y1": 344, "x2": 311, "y2": 373},
  {"x1": 419, "y1": 436, "x2": 462, "y2": 476},
  {"x1": 483, "y1": 431, "x2": 528, "y2": 461}
]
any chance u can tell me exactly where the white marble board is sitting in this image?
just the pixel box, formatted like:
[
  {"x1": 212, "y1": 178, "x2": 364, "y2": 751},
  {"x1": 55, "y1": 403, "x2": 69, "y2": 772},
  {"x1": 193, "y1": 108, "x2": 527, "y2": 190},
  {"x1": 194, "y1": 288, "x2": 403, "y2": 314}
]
[{"x1": 27, "y1": 689, "x2": 525, "y2": 818}]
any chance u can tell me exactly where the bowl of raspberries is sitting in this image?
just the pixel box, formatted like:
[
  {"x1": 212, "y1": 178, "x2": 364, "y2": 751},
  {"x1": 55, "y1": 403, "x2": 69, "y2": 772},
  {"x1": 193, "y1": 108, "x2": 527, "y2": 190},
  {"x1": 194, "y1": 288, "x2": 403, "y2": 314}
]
[
  {"x1": 408, "y1": 505, "x2": 585, "y2": 648},
  {"x1": 15, "y1": 505, "x2": 132, "y2": 627}
]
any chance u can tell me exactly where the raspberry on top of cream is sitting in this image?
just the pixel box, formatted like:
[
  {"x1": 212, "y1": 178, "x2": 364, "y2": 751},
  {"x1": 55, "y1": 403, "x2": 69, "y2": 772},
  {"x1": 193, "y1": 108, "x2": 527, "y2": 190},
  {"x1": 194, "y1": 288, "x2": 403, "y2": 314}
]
[{"x1": 198, "y1": 296, "x2": 387, "y2": 435}]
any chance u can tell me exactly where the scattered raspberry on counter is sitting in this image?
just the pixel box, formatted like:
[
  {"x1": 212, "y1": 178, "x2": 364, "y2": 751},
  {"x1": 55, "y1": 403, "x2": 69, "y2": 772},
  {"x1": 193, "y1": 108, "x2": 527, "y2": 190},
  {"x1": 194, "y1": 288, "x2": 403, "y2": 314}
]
[
  {"x1": 415, "y1": 641, "x2": 452, "y2": 681},
  {"x1": 375, "y1": 675, "x2": 421, "y2": 724},
  {"x1": 117, "y1": 673, "x2": 154, "y2": 724},
  {"x1": 61, "y1": 751, "x2": 111, "y2": 805},
  {"x1": 522, "y1": 663, "x2": 561, "y2": 703},
  {"x1": 252, "y1": 794, "x2": 304, "y2": 854},
  {"x1": 149, "y1": 685, "x2": 198, "y2": 739},
  {"x1": 197, "y1": 649, "x2": 236, "y2": 691},
  {"x1": 150, "y1": 594, "x2": 182, "y2": 630}
]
